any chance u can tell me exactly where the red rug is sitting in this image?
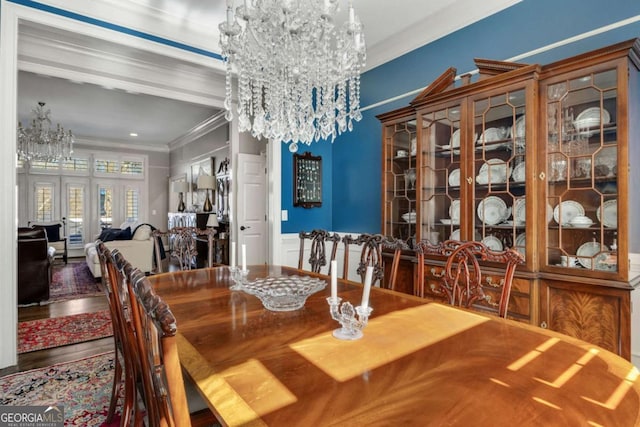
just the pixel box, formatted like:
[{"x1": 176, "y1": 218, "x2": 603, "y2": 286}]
[
  {"x1": 49, "y1": 262, "x2": 102, "y2": 303},
  {"x1": 18, "y1": 310, "x2": 114, "y2": 354},
  {"x1": 0, "y1": 352, "x2": 121, "y2": 426}
]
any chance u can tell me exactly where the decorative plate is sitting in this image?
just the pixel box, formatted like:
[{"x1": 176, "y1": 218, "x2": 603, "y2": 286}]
[
  {"x1": 449, "y1": 229, "x2": 481, "y2": 241},
  {"x1": 547, "y1": 203, "x2": 554, "y2": 224},
  {"x1": 477, "y1": 196, "x2": 508, "y2": 225},
  {"x1": 513, "y1": 198, "x2": 526, "y2": 224},
  {"x1": 553, "y1": 200, "x2": 585, "y2": 225},
  {"x1": 512, "y1": 115, "x2": 526, "y2": 148},
  {"x1": 450, "y1": 129, "x2": 461, "y2": 148},
  {"x1": 576, "y1": 241, "x2": 609, "y2": 270},
  {"x1": 476, "y1": 127, "x2": 505, "y2": 145},
  {"x1": 511, "y1": 162, "x2": 526, "y2": 182},
  {"x1": 596, "y1": 199, "x2": 617, "y2": 228},
  {"x1": 574, "y1": 107, "x2": 611, "y2": 131},
  {"x1": 479, "y1": 158, "x2": 511, "y2": 182},
  {"x1": 514, "y1": 233, "x2": 526, "y2": 258},
  {"x1": 482, "y1": 235, "x2": 503, "y2": 251},
  {"x1": 449, "y1": 200, "x2": 461, "y2": 223},
  {"x1": 448, "y1": 168, "x2": 460, "y2": 187}
]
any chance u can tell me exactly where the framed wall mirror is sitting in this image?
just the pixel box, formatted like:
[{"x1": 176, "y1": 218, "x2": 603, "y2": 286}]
[{"x1": 293, "y1": 152, "x2": 322, "y2": 208}]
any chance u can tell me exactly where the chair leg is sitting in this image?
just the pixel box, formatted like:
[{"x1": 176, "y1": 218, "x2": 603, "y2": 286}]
[{"x1": 106, "y1": 353, "x2": 123, "y2": 423}]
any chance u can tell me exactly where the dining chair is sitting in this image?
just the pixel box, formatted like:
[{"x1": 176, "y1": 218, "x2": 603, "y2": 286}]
[
  {"x1": 153, "y1": 227, "x2": 215, "y2": 273},
  {"x1": 381, "y1": 236, "x2": 411, "y2": 291},
  {"x1": 342, "y1": 233, "x2": 387, "y2": 287},
  {"x1": 127, "y1": 266, "x2": 216, "y2": 427},
  {"x1": 415, "y1": 239, "x2": 524, "y2": 318},
  {"x1": 298, "y1": 229, "x2": 340, "y2": 275},
  {"x1": 103, "y1": 246, "x2": 146, "y2": 426},
  {"x1": 95, "y1": 241, "x2": 125, "y2": 424}
]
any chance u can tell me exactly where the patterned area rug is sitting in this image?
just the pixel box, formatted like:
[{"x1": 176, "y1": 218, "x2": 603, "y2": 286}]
[
  {"x1": 49, "y1": 262, "x2": 102, "y2": 303},
  {"x1": 18, "y1": 310, "x2": 114, "y2": 354},
  {"x1": 0, "y1": 352, "x2": 120, "y2": 426}
]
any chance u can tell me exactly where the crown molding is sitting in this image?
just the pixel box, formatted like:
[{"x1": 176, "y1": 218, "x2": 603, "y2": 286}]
[
  {"x1": 74, "y1": 136, "x2": 170, "y2": 153},
  {"x1": 168, "y1": 111, "x2": 228, "y2": 151}
]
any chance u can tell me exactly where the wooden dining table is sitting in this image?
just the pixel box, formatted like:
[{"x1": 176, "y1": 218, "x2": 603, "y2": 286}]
[{"x1": 149, "y1": 265, "x2": 640, "y2": 426}]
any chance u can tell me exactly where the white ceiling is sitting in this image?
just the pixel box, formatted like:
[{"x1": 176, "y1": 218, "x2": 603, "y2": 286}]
[{"x1": 16, "y1": 0, "x2": 520, "y2": 150}]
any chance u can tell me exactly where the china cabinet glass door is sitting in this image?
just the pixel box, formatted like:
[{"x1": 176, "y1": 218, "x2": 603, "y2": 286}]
[
  {"x1": 419, "y1": 102, "x2": 462, "y2": 245},
  {"x1": 542, "y1": 68, "x2": 619, "y2": 274},
  {"x1": 382, "y1": 117, "x2": 417, "y2": 244},
  {"x1": 471, "y1": 87, "x2": 529, "y2": 262}
]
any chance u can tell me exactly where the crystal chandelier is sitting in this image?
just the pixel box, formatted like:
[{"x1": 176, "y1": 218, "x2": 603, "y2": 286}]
[
  {"x1": 219, "y1": 0, "x2": 366, "y2": 152},
  {"x1": 17, "y1": 102, "x2": 74, "y2": 162}
]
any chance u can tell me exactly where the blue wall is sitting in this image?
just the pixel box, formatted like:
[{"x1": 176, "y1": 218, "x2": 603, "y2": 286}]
[{"x1": 281, "y1": 0, "x2": 640, "y2": 235}]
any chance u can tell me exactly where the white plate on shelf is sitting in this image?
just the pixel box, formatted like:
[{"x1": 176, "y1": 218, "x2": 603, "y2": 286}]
[
  {"x1": 514, "y1": 233, "x2": 526, "y2": 258},
  {"x1": 449, "y1": 229, "x2": 482, "y2": 241},
  {"x1": 511, "y1": 162, "x2": 526, "y2": 182},
  {"x1": 449, "y1": 200, "x2": 461, "y2": 223},
  {"x1": 450, "y1": 129, "x2": 461, "y2": 149},
  {"x1": 482, "y1": 235, "x2": 503, "y2": 251},
  {"x1": 448, "y1": 168, "x2": 460, "y2": 187},
  {"x1": 597, "y1": 199, "x2": 617, "y2": 228},
  {"x1": 574, "y1": 107, "x2": 611, "y2": 132},
  {"x1": 512, "y1": 115, "x2": 526, "y2": 148},
  {"x1": 479, "y1": 158, "x2": 511, "y2": 182},
  {"x1": 476, "y1": 127, "x2": 506, "y2": 145},
  {"x1": 477, "y1": 196, "x2": 508, "y2": 225},
  {"x1": 576, "y1": 241, "x2": 609, "y2": 269},
  {"x1": 553, "y1": 200, "x2": 585, "y2": 225},
  {"x1": 513, "y1": 198, "x2": 526, "y2": 224}
]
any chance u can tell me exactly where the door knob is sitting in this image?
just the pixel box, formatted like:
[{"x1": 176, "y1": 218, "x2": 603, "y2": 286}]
[{"x1": 240, "y1": 225, "x2": 250, "y2": 231}]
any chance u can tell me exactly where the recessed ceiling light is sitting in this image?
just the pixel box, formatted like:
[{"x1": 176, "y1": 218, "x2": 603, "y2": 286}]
[{"x1": 130, "y1": 133, "x2": 138, "y2": 137}]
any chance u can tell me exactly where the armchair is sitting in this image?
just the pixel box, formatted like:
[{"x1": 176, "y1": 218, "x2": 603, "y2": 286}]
[
  {"x1": 18, "y1": 227, "x2": 55, "y2": 304},
  {"x1": 28, "y1": 218, "x2": 67, "y2": 264}
]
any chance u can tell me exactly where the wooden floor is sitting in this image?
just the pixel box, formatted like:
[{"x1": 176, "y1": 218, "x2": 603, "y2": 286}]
[{"x1": 1, "y1": 256, "x2": 187, "y2": 377}]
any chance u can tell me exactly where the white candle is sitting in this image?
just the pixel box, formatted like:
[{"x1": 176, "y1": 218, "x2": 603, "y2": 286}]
[
  {"x1": 241, "y1": 244, "x2": 247, "y2": 271},
  {"x1": 330, "y1": 260, "x2": 337, "y2": 299},
  {"x1": 361, "y1": 266, "x2": 373, "y2": 309},
  {"x1": 230, "y1": 241, "x2": 236, "y2": 268},
  {"x1": 349, "y1": 4, "x2": 355, "y2": 24}
]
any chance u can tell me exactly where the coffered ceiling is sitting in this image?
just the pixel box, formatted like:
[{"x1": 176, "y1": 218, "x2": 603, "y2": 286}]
[{"x1": 16, "y1": 0, "x2": 520, "y2": 150}]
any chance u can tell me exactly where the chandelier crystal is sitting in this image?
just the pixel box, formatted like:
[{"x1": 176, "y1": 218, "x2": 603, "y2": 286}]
[
  {"x1": 218, "y1": 0, "x2": 366, "y2": 151},
  {"x1": 17, "y1": 102, "x2": 74, "y2": 162}
]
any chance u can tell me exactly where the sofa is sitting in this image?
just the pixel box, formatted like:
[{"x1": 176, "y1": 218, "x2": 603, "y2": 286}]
[
  {"x1": 85, "y1": 224, "x2": 155, "y2": 278},
  {"x1": 18, "y1": 227, "x2": 55, "y2": 304}
]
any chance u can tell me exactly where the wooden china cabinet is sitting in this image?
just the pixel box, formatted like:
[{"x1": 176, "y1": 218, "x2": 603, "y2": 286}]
[{"x1": 378, "y1": 39, "x2": 640, "y2": 358}]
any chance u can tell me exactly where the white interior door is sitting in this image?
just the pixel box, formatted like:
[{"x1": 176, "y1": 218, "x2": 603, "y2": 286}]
[{"x1": 236, "y1": 153, "x2": 267, "y2": 265}]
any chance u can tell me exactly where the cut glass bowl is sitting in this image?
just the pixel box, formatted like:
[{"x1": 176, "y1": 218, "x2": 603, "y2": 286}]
[{"x1": 242, "y1": 275, "x2": 327, "y2": 311}]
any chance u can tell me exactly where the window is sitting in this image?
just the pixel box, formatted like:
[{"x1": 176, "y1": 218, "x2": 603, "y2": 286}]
[
  {"x1": 34, "y1": 183, "x2": 54, "y2": 222},
  {"x1": 125, "y1": 187, "x2": 139, "y2": 222},
  {"x1": 30, "y1": 159, "x2": 60, "y2": 171},
  {"x1": 121, "y1": 160, "x2": 144, "y2": 176},
  {"x1": 62, "y1": 158, "x2": 90, "y2": 173},
  {"x1": 98, "y1": 185, "x2": 113, "y2": 229},
  {"x1": 67, "y1": 184, "x2": 84, "y2": 244},
  {"x1": 95, "y1": 159, "x2": 119, "y2": 174}
]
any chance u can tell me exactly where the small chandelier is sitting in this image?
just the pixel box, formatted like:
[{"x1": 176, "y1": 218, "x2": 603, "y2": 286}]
[
  {"x1": 219, "y1": 0, "x2": 366, "y2": 152},
  {"x1": 17, "y1": 102, "x2": 74, "y2": 162}
]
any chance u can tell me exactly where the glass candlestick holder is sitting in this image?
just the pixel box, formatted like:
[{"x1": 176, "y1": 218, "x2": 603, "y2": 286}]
[
  {"x1": 229, "y1": 266, "x2": 249, "y2": 290},
  {"x1": 327, "y1": 296, "x2": 372, "y2": 340}
]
